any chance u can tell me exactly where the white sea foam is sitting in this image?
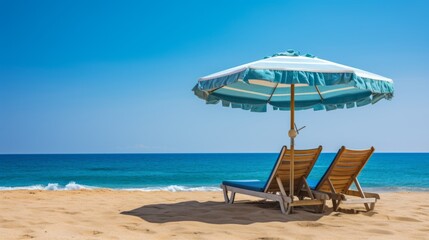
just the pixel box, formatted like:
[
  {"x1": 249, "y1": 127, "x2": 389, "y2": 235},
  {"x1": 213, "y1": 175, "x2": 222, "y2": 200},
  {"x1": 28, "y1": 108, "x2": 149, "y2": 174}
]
[
  {"x1": 122, "y1": 185, "x2": 221, "y2": 192},
  {"x1": 1, "y1": 183, "x2": 426, "y2": 192},
  {"x1": 0, "y1": 182, "x2": 94, "y2": 191},
  {"x1": 0, "y1": 182, "x2": 221, "y2": 192}
]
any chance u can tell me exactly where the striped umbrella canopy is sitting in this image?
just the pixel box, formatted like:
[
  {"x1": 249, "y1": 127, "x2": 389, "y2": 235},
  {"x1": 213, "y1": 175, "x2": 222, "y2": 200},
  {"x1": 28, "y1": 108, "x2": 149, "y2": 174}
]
[
  {"x1": 192, "y1": 50, "x2": 394, "y2": 212},
  {"x1": 193, "y1": 50, "x2": 393, "y2": 112}
]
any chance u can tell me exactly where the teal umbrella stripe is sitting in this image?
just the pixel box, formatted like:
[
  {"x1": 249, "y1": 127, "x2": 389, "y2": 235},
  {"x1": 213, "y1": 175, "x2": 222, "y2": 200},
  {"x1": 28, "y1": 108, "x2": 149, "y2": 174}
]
[{"x1": 193, "y1": 82, "x2": 384, "y2": 112}]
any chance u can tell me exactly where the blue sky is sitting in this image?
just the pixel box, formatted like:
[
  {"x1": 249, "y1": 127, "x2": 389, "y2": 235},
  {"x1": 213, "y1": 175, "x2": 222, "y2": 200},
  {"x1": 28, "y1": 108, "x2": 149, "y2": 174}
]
[{"x1": 1, "y1": 0, "x2": 428, "y2": 153}]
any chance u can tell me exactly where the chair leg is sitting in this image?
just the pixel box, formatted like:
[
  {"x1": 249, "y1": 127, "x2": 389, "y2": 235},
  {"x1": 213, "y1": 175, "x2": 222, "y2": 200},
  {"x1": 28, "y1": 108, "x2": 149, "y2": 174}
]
[
  {"x1": 332, "y1": 199, "x2": 341, "y2": 211},
  {"x1": 222, "y1": 185, "x2": 229, "y2": 203},
  {"x1": 354, "y1": 177, "x2": 373, "y2": 212},
  {"x1": 278, "y1": 200, "x2": 291, "y2": 214},
  {"x1": 369, "y1": 203, "x2": 375, "y2": 211},
  {"x1": 229, "y1": 192, "x2": 236, "y2": 204},
  {"x1": 286, "y1": 204, "x2": 292, "y2": 214},
  {"x1": 364, "y1": 203, "x2": 370, "y2": 211},
  {"x1": 279, "y1": 200, "x2": 286, "y2": 214}
]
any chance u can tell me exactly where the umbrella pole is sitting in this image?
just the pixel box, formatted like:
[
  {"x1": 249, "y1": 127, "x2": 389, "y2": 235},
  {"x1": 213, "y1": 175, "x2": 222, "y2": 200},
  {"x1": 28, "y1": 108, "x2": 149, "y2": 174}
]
[{"x1": 289, "y1": 84, "x2": 296, "y2": 211}]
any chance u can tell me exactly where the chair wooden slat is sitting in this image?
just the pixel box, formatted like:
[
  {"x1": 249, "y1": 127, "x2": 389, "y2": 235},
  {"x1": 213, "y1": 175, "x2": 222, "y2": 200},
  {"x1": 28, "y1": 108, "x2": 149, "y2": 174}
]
[{"x1": 315, "y1": 146, "x2": 377, "y2": 212}]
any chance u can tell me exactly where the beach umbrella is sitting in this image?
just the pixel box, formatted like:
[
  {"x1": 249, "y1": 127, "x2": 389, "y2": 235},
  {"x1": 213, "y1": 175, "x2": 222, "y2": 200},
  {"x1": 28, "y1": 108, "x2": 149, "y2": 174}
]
[{"x1": 192, "y1": 49, "x2": 394, "y2": 209}]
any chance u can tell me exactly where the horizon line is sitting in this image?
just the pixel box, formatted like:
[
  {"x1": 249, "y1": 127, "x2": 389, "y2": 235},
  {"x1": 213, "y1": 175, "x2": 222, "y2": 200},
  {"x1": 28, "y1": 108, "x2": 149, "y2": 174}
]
[{"x1": 1, "y1": 151, "x2": 428, "y2": 155}]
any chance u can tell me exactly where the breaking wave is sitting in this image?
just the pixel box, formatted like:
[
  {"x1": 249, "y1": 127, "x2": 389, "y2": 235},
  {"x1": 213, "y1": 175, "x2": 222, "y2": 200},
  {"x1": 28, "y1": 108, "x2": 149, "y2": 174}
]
[
  {"x1": 122, "y1": 185, "x2": 221, "y2": 192},
  {"x1": 0, "y1": 182, "x2": 221, "y2": 192},
  {"x1": 0, "y1": 182, "x2": 94, "y2": 191},
  {"x1": 2, "y1": 182, "x2": 427, "y2": 192}
]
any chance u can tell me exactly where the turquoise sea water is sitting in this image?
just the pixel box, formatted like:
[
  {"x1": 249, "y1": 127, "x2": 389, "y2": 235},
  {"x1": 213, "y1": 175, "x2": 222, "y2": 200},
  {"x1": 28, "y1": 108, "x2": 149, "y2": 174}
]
[{"x1": 0, "y1": 153, "x2": 428, "y2": 191}]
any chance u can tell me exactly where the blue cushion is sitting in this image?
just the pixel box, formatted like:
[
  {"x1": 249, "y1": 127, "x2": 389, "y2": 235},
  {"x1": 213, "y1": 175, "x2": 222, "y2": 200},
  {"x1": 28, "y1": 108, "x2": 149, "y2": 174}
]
[
  {"x1": 307, "y1": 179, "x2": 319, "y2": 189},
  {"x1": 222, "y1": 180, "x2": 265, "y2": 192}
]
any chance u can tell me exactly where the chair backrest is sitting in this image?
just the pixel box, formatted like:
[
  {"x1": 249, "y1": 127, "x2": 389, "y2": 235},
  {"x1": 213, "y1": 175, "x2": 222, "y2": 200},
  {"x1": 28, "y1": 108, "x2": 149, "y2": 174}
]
[
  {"x1": 264, "y1": 146, "x2": 322, "y2": 194},
  {"x1": 315, "y1": 146, "x2": 375, "y2": 194}
]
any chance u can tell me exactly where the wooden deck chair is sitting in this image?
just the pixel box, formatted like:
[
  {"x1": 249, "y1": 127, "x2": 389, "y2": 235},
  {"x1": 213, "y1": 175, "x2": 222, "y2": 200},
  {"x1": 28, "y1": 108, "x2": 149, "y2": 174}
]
[
  {"x1": 314, "y1": 146, "x2": 380, "y2": 212},
  {"x1": 220, "y1": 146, "x2": 329, "y2": 214}
]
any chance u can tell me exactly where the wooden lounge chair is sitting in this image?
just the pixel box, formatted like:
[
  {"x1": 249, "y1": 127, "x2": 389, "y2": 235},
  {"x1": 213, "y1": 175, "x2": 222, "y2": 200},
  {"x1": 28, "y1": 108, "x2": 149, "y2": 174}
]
[
  {"x1": 220, "y1": 146, "x2": 329, "y2": 214},
  {"x1": 313, "y1": 146, "x2": 380, "y2": 212}
]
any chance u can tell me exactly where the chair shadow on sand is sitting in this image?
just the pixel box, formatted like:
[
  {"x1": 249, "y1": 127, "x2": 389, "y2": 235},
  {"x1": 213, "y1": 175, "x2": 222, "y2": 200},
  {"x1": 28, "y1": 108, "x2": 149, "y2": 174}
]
[{"x1": 121, "y1": 200, "x2": 333, "y2": 224}]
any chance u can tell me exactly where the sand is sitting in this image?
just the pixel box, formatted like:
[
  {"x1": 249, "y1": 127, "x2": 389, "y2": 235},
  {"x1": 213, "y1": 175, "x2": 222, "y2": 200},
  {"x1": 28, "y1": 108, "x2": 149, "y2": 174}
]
[{"x1": 0, "y1": 190, "x2": 428, "y2": 240}]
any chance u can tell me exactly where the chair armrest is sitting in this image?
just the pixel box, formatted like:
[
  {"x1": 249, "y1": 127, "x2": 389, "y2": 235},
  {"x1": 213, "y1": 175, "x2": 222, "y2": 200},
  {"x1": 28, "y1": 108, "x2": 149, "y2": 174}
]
[{"x1": 346, "y1": 190, "x2": 380, "y2": 199}]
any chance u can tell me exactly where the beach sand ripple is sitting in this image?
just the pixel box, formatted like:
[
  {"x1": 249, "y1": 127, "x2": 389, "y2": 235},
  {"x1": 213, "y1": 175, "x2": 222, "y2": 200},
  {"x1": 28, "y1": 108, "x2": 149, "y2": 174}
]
[{"x1": 0, "y1": 191, "x2": 428, "y2": 239}]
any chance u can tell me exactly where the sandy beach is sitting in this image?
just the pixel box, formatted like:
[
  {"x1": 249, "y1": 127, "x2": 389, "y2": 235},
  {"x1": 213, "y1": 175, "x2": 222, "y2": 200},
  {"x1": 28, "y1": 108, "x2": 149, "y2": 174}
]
[{"x1": 0, "y1": 190, "x2": 428, "y2": 239}]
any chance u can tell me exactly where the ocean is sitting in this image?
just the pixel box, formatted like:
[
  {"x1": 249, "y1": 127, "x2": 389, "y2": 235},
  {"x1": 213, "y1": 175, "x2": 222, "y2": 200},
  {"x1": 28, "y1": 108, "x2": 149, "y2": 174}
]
[{"x1": 0, "y1": 153, "x2": 428, "y2": 192}]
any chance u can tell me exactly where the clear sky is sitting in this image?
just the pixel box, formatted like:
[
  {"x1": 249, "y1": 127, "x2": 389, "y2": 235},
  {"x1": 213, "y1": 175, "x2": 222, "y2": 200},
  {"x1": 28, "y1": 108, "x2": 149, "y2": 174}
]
[{"x1": 1, "y1": 0, "x2": 428, "y2": 153}]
